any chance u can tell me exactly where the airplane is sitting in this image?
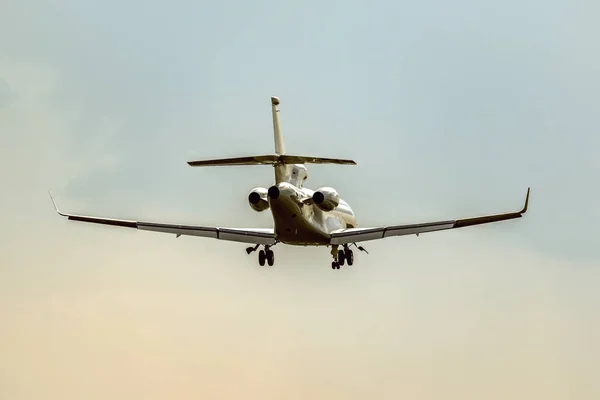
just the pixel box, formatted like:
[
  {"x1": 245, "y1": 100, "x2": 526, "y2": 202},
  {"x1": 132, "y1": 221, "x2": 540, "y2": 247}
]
[{"x1": 50, "y1": 96, "x2": 530, "y2": 270}]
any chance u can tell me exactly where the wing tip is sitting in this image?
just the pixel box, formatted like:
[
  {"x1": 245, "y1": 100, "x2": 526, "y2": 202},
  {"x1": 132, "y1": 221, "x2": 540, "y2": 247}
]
[
  {"x1": 48, "y1": 189, "x2": 58, "y2": 212},
  {"x1": 48, "y1": 189, "x2": 68, "y2": 217},
  {"x1": 520, "y1": 187, "x2": 530, "y2": 214}
]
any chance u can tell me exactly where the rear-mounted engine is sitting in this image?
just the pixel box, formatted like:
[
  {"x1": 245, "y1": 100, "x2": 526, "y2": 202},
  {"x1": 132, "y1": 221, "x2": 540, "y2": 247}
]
[
  {"x1": 312, "y1": 187, "x2": 340, "y2": 211},
  {"x1": 248, "y1": 187, "x2": 269, "y2": 212}
]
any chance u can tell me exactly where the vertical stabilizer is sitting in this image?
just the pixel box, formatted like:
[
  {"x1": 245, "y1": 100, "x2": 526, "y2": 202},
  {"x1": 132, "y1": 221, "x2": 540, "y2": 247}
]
[
  {"x1": 271, "y1": 96, "x2": 285, "y2": 155},
  {"x1": 186, "y1": 96, "x2": 356, "y2": 185},
  {"x1": 271, "y1": 96, "x2": 288, "y2": 184}
]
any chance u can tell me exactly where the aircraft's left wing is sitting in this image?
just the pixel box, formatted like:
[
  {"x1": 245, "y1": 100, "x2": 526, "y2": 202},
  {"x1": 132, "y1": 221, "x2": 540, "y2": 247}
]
[
  {"x1": 330, "y1": 188, "x2": 530, "y2": 245},
  {"x1": 49, "y1": 192, "x2": 275, "y2": 245}
]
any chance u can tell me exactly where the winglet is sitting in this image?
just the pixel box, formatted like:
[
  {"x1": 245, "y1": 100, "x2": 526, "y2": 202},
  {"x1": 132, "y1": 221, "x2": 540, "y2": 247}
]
[
  {"x1": 520, "y1": 187, "x2": 530, "y2": 214},
  {"x1": 48, "y1": 190, "x2": 66, "y2": 217}
]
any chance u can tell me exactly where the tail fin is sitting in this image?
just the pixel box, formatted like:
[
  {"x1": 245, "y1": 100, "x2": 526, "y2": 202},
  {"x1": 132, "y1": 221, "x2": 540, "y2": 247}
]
[
  {"x1": 271, "y1": 96, "x2": 285, "y2": 155},
  {"x1": 186, "y1": 96, "x2": 356, "y2": 181}
]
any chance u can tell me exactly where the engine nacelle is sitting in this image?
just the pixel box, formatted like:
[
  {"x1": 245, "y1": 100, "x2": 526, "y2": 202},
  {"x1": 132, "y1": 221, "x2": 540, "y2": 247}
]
[
  {"x1": 248, "y1": 187, "x2": 269, "y2": 212},
  {"x1": 312, "y1": 187, "x2": 340, "y2": 211}
]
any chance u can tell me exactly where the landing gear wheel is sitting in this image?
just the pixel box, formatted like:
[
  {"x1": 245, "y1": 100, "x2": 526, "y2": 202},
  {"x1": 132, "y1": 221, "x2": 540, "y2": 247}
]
[
  {"x1": 266, "y1": 249, "x2": 274, "y2": 266},
  {"x1": 337, "y1": 250, "x2": 345, "y2": 266},
  {"x1": 345, "y1": 249, "x2": 354, "y2": 266},
  {"x1": 331, "y1": 261, "x2": 340, "y2": 270},
  {"x1": 258, "y1": 250, "x2": 266, "y2": 266}
]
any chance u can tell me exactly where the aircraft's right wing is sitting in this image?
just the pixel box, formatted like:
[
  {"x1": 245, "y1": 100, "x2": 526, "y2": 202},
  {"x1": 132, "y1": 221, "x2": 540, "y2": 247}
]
[
  {"x1": 49, "y1": 192, "x2": 276, "y2": 245},
  {"x1": 330, "y1": 188, "x2": 530, "y2": 245}
]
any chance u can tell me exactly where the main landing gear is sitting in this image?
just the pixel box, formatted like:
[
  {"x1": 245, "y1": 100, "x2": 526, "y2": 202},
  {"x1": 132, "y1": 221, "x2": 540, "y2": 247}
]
[
  {"x1": 330, "y1": 243, "x2": 368, "y2": 270},
  {"x1": 246, "y1": 244, "x2": 275, "y2": 266},
  {"x1": 246, "y1": 242, "x2": 367, "y2": 269}
]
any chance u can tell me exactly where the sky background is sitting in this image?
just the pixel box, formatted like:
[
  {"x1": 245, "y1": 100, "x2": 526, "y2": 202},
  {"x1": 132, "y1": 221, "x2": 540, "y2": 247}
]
[{"x1": 1, "y1": 0, "x2": 599, "y2": 398}]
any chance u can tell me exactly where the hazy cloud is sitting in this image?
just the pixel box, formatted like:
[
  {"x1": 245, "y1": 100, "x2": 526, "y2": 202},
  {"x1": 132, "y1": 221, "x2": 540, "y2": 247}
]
[{"x1": 0, "y1": 78, "x2": 17, "y2": 108}]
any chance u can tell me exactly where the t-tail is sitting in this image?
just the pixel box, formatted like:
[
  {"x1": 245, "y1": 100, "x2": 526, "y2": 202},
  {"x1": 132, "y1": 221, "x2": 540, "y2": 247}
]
[{"x1": 187, "y1": 96, "x2": 356, "y2": 183}]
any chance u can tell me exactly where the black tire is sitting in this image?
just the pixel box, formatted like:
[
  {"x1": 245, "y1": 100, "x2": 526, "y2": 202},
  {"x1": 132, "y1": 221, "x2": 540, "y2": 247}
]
[
  {"x1": 331, "y1": 261, "x2": 337, "y2": 270},
  {"x1": 266, "y1": 250, "x2": 274, "y2": 266},
  {"x1": 345, "y1": 249, "x2": 354, "y2": 266},
  {"x1": 338, "y1": 250, "x2": 345, "y2": 266},
  {"x1": 259, "y1": 250, "x2": 266, "y2": 266}
]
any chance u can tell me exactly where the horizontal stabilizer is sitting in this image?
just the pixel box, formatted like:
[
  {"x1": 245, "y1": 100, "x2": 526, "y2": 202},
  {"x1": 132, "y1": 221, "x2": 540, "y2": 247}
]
[
  {"x1": 280, "y1": 155, "x2": 356, "y2": 165},
  {"x1": 187, "y1": 154, "x2": 356, "y2": 167},
  {"x1": 188, "y1": 155, "x2": 279, "y2": 167}
]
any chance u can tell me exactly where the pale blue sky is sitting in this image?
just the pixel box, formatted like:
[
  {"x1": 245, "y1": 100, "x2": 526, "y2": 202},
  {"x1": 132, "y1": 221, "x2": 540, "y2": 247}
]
[{"x1": 1, "y1": 0, "x2": 599, "y2": 398}]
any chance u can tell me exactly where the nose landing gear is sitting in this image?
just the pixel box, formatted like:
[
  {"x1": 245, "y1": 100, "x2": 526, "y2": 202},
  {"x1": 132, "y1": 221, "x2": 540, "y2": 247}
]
[{"x1": 246, "y1": 244, "x2": 275, "y2": 266}]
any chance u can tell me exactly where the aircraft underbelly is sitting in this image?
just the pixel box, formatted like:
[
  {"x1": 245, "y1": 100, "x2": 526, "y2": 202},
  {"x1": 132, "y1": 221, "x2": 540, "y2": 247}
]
[{"x1": 269, "y1": 197, "x2": 330, "y2": 245}]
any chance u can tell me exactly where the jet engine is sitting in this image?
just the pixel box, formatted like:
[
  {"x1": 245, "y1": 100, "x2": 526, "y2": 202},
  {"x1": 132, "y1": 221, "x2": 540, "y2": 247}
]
[
  {"x1": 312, "y1": 187, "x2": 340, "y2": 211},
  {"x1": 248, "y1": 187, "x2": 269, "y2": 212}
]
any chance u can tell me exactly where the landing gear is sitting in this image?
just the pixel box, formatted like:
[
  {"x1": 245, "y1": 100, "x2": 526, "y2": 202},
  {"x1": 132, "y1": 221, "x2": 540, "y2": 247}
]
[
  {"x1": 247, "y1": 244, "x2": 276, "y2": 266},
  {"x1": 338, "y1": 249, "x2": 346, "y2": 266},
  {"x1": 329, "y1": 243, "x2": 364, "y2": 269},
  {"x1": 344, "y1": 246, "x2": 354, "y2": 266},
  {"x1": 330, "y1": 245, "x2": 341, "y2": 270},
  {"x1": 333, "y1": 246, "x2": 353, "y2": 268},
  {"x1": 330, "y1": 245, "x2": 347, "y2": 270},
  {"x1": 266, "y1": 248, "x2": 274, "y2": 266}
]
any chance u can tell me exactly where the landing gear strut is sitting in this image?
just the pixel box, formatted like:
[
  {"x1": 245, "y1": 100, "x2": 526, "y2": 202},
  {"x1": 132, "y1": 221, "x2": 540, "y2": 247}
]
[
  {"x1": 330, "y1": 245, "x2": 340, "y2": 269},
  {"x1": 246, "y1": 244, "x2": 275, "y2": 266}
]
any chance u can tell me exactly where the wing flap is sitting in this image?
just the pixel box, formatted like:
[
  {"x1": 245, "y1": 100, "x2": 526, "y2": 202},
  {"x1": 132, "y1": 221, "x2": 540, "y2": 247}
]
[
  {"x1": 330, "y1": 221, "x2": 456, "y2": 245},
  {"x1": 330, "y1": 228, "x2": 385, "y2": 244},
  {"x1": 217, "y1": 228, "x2": 276, "y2": 243}
]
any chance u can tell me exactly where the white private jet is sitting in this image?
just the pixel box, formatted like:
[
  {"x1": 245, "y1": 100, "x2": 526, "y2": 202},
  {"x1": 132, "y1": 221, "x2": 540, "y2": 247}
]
[{"x1": 50, "y1": 96, "x2": 530, "y2": 269}]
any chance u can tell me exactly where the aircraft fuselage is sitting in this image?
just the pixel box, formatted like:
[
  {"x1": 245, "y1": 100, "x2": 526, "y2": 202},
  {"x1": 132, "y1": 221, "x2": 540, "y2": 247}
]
[{"x1": 267, "y1": 181, "x2": 356, "y2": 246}]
